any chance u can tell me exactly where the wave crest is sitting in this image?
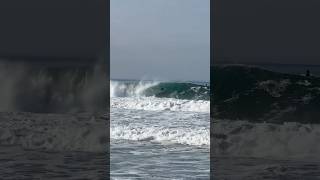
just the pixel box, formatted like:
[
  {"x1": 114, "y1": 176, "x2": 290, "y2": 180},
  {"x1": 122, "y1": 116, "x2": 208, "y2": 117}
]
[
  {"x1": 111, "y1": 80, "x2": 209, "y2": 100},
  {"x1": 110, "y1": 80, "x2": 158, "y2": 98}
]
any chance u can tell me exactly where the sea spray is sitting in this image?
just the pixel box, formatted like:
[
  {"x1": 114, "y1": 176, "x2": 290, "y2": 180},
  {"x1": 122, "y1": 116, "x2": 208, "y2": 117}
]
[
  {"x1": 110, "y1": 80, "x2": 210, "y2": 100},
  {"x1": 110, "y1": 80, "x2": 159, "y2": 98}
]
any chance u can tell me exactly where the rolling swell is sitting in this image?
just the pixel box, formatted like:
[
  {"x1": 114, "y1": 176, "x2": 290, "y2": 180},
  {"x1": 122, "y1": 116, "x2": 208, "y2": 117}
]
[
  {"x1": 111, "y1": 80, "x2": 210, "y2": 100},
  {"x1": 212, "y1": 65, "x2": 320, "y2": 123}
]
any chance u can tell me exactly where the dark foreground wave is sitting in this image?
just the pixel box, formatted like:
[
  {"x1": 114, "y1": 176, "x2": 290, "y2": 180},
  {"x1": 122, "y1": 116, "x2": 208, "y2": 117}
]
[
  {"x1": 111, "y1": 81, "x2": 210, "y2": 100},
  {"x1": 212, "y1": 65, "x2": 320, "y2": 124}
]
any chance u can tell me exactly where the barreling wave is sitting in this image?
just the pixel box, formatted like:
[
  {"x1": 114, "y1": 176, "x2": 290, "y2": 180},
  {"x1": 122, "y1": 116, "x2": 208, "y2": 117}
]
[
  {"x1": 111, "y1": 80, "x2": 210, "y2": 100},
  {"x1": 212, "y1": 119, "x2": 320, "y2": 160},
  {"x1": 212, "y1": 65, "x2": 320, "y2": 124}
]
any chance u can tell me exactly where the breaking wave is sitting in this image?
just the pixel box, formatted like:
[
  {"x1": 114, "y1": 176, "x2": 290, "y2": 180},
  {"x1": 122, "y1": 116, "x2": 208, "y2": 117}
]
[
  {"x1": 0, "y1": 60, "x2": 107, "y2": 113},
  {"x1": 110, "y1": 80, "x2": 209, "y2": 100},
  {"x1": 111, "y1": 80, "x2": 210, "y2": 113},
  {"x1": 212, "y1": 65, "x2": 320, "y2": 123}
]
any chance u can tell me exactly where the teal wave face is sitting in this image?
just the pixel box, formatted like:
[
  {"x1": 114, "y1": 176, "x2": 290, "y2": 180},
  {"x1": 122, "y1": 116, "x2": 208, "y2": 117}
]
[
  {"x1": 110, "y1": 80, "x2": 210, "y2": 100},
  {"x1": 212, "y1": 65, "x2": 320, "y2": 124},
  {"x1": 143, "y1": 82, "x2": 210, "y2": 100}
]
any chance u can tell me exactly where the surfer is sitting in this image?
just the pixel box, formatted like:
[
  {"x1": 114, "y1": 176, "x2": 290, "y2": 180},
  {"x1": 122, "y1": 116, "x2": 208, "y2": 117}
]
[{"x1": 306, "y1": 69, "x2": 310, "y2": 77}]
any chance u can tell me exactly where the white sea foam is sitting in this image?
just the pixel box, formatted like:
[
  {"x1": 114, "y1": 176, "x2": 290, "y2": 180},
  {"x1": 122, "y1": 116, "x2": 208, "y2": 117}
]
[
  {"x1": 110, "y1": 80, "x2": 210, "y2": 148},
  {"x1": 111, "y1": 80, "x2": 210, "y2": 112},
  {"x1": 111, "y1": 125, "x2": 209, "y2": 146},
  {"x1": 110, "y1": 80, "x2": 158, "y2": 98},
  {"x1": 111, "y1": 97, "x2": 209, "y2": 113},
  {"x1": 257, "y1": 79, "x2": 290, "y2": 97},
  {"x1": 212, "y1": 119, "x2": 320, "y2": 160}
]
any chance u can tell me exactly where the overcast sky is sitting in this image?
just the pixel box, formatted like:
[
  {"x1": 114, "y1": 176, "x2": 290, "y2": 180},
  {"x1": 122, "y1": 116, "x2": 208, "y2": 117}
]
[
  {"x1": 0, "y1": 0, "x2": 105, "y2": 59},
  {"x1": 214, "y1": 0, "x2": 320, "y2": 65},
  {"x1": 111, "y1": 0, "x2": 210, "y2": 82}
]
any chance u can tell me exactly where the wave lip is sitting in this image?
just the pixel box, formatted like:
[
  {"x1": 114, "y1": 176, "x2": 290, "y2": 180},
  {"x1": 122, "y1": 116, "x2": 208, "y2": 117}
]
[{"x1": 110, "y1": 80, "x2": 158, "y2": 98}]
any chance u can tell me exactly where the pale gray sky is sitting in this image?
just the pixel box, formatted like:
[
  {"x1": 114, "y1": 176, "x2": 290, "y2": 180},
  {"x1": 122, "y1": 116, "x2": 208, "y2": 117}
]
[{"x1": 111, "y1": 0, "x2": 210, "y2": 82}]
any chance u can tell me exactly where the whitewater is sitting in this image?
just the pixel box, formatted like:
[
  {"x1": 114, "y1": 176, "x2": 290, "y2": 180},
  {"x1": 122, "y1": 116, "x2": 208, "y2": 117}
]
[{"x1": 110, "y1": 80, "x2": 210, "y2": 179}]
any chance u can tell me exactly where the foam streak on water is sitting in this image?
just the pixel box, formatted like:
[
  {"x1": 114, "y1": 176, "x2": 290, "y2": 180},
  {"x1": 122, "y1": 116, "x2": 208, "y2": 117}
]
[{"x1": 111, "y1": 109, "x2": 209, "y2": 147}]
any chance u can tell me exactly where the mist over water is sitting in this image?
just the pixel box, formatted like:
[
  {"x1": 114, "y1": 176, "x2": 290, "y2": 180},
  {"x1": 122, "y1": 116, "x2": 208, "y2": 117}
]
[
  {"x1": 110, "y1": 80, "x2": 210, "y2": 100},
  {"x1": 0, "y1": 60, "x2": 107, "y2": 113},
  {"x1": 0, "y1": 60, "x2": 108, "y2": 179},
  {"x1": 110, "y1": 80, "x2": 159, "y2": 98}
]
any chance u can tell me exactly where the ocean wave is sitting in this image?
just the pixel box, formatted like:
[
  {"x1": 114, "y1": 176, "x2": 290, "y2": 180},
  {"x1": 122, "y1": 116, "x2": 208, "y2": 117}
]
[
  {"x1": 0, "y1": 61, "x2": 107, "y2": 113},
  {"x1": 111, "y1": 80, "x2": 209, "y2": 100},
  {"x1": 212, "y1": 119, "x2": 320, "y2": 160},
  {"x1": 212, "y1": 65, "x2": 320, "y2": 123},
  {"x1": 111, "y1": 125, "x2": 209, "y2": 147},
  {"x1": 0, "y1": 112, "x2": 108, "y2": 152},
  {"x1": 111, "y1": 96, "x2": 209, "y2": 113}
]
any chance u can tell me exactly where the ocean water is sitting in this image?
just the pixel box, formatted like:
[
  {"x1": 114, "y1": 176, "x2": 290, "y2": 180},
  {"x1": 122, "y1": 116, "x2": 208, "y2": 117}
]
[
  {"x1": 110, "y1": 80, "x2": 210, "y2": 179},
  {"x1": 212, "y1": 65, "x2": 320, "y2": 179},
  {"x1": 212, "y1": 119, "x2": 320, "y2": 179},
  {"x1": 0, "y1": 63, "x2": 109, "y2": 179},
  {"x1": 213, "y1": 156, "x2": 320, "y2": 179},
  {"x1": 0, "y1": 112, "x2": 108, "y2": 179}
]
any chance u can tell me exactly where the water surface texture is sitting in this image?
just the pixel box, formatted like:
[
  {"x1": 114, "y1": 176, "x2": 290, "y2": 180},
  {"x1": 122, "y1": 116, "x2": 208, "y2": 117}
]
[
  {"x1": 0, "y1": 112, "x2": 108, "y2": 179},
  {"x1": 110, "y1": 80, "x2": 210, "y2": 179},
  {"x1": 212, "y1": 65, "x2": 320, "y2": 179}
]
